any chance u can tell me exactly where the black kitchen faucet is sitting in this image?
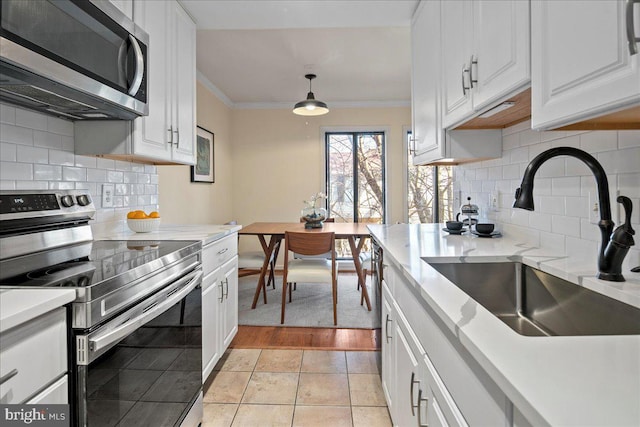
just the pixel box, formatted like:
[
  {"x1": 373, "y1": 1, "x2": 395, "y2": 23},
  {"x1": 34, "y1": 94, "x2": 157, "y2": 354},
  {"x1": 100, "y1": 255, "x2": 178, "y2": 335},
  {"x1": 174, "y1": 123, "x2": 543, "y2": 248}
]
[{"x1": 513, "y1": 147, "x2": 635, "y2": 282}]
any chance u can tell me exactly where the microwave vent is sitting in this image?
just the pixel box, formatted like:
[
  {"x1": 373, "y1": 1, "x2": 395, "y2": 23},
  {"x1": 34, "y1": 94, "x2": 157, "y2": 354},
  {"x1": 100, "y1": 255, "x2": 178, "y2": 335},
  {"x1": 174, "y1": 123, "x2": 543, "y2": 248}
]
[{"x1": 0, "y1": 84, "x2": 96, "y2": 111}]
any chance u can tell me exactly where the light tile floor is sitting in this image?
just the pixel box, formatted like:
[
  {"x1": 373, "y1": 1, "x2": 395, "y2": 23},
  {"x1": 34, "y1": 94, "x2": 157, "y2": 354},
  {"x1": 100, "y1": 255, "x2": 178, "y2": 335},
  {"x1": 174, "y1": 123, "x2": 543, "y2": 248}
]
[{"x1": 203, "y1": 349, "x2": 392, "y2": 427}]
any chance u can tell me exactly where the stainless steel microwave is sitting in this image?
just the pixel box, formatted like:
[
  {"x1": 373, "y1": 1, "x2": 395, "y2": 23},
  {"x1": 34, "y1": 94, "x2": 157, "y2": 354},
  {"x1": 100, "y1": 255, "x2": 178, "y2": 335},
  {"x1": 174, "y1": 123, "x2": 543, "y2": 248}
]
[{"x1": 0, "y1": 0, "x2": 149, "y2": 120}]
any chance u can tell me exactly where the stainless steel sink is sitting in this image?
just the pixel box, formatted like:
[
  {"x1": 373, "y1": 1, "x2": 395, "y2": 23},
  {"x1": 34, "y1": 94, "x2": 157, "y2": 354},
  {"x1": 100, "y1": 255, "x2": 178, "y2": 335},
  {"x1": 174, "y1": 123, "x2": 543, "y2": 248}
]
[{"x1": 424, "y1": 260, "x2": 640, "y2": 336}]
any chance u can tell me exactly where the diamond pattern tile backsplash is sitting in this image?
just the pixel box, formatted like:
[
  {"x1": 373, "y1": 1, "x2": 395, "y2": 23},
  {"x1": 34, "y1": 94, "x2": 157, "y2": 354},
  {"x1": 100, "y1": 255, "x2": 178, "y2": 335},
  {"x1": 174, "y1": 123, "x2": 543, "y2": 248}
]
[
  {"x1": 0, "y1": 102, "x2": 158, "y2": 235},
  {"x1": 454, "y1": 120, "x2": 640, "y2": 270}
]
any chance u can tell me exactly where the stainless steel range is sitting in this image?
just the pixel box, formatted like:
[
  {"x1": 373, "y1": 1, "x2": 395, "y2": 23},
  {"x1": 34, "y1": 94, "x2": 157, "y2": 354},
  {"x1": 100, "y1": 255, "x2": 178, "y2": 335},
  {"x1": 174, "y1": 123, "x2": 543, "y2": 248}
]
[{"x1": 0, "y1": 190, "x2": 203, "y2": 427}]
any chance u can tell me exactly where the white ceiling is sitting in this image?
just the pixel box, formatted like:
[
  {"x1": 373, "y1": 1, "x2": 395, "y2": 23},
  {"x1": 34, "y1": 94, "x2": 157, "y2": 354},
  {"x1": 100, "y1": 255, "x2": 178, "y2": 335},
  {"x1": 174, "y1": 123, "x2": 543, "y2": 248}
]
[{"x1": 179, "y1": 0, "x2": 418, "y2": 109}]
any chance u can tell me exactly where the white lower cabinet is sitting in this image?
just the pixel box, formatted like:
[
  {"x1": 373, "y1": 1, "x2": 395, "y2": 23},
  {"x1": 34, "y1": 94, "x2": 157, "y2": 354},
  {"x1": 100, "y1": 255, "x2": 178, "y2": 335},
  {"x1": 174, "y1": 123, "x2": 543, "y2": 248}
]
[
  {"x1": 0, "y1": 308, "x2": 68, "y2": 404},
  {"x1": 202, "y1": 234, "x2": 238, "y2": 382},
  {"x1": 381, "y1": 259, "x2": 517, "y2": 427}
]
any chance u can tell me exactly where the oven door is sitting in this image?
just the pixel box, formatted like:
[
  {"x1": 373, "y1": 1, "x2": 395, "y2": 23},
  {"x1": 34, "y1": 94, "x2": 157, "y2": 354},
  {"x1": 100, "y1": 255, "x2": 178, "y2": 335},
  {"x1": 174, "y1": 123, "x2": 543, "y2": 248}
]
[{"x1": 74, "y1": 268, "x2": 203, "y2": 427}]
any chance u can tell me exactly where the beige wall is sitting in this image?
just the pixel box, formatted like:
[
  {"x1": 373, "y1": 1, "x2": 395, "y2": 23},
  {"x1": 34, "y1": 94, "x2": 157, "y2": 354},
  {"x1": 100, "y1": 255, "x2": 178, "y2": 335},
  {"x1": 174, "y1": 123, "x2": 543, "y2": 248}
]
[
  {"x1": 158, "y1": 81, "x2": 234, "y2": 224},
  {"x1": 230, "y1": 107, "x2": 410, "y2": 228},
  {"x1": 159, "y1": 82, "x2": 411, "y2": 238}
]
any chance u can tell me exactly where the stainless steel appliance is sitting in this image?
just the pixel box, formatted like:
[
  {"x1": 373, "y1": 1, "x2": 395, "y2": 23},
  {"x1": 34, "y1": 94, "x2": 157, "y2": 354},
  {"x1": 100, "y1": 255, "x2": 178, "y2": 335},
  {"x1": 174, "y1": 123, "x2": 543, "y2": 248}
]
[
  {"x1": 0, "y1": 0, "x2": 149, "y2": 120},
  {"x1": 0, "y1": 190, "x2": 203, "y2": 427}
]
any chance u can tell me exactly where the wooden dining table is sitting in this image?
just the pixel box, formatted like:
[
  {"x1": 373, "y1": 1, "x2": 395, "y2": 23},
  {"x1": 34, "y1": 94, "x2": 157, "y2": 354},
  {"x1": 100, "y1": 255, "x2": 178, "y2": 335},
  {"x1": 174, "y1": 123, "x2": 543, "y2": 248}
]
[{"x1": 238, "y1": 222, "x2": 372, "y2": 311}]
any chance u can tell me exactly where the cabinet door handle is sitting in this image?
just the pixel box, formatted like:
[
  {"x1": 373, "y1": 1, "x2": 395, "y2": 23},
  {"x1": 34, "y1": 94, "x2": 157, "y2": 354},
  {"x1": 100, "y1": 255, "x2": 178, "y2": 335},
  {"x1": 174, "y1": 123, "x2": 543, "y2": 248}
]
[
  {"x1": 469, "y1": 55, "x2": 478, "y2": 87},
  {"x1": 174, "y1": 129, "x2": 180, "y2": 146},
  {"x1": 168, "y1": 126, "x2": 174, "y2": 145},
  {"x1": 410, "y1": 372, "x2": 420, "y2": 416},
  {"x1": 417, "y1": 388, "x2": 429, "y2": 427},
  {"x1": 222, "y1": 278, "x2": 229, "y2": 299},
  {"x1": 385, "y1": 314, "x2": 392, "y2": 343},
  {"x1": 0, "y1": 368, "x2": 18, "y2": 385},
  {"x1": 219, "y1": 281, "x2": 224, "y2": 302},
  {"x1": 627, "y1": 0, "x2": 640, "y2": 55},
  {"x1": 461, "y1": 65, "x2": 470, "y2": 95}
]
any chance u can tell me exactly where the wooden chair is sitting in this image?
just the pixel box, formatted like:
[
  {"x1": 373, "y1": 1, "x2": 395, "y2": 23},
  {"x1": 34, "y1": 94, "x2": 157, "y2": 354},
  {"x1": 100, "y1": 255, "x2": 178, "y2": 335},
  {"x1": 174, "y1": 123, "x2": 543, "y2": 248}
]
[
  {"x1": 281, "y1": 231, "x2": 337, "y2": 325},
  {"x1": 227, "y1": 220, "x2": 280, "y2": 303}
]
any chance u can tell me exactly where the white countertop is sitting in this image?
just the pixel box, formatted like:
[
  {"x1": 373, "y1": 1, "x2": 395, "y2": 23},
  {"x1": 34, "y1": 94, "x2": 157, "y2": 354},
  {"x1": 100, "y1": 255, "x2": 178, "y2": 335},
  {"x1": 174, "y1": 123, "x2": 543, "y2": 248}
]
[
  {"x1": 368, "y1": 223, "x2": 640, "y2": 427},
  {"x1": 0, "y1": 289, "x2": 75, "y2": 333},
  {"x1": 93, "y1": 223, "x2": 242, "y2": 246}
]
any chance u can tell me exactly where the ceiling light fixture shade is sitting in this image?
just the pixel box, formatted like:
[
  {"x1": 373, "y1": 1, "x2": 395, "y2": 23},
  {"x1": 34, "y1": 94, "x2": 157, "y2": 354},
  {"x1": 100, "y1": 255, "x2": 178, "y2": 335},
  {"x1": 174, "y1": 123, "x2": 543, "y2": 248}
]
[{"x1": 293, "y1": 74, "x2": 329, "y2": 116}]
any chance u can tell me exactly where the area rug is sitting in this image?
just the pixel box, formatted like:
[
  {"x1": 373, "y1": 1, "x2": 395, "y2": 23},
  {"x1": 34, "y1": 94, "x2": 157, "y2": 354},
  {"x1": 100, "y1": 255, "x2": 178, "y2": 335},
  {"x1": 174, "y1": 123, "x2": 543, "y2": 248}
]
[{"x1": 238, "y1": 273, "x2": 378, "y2": 329}]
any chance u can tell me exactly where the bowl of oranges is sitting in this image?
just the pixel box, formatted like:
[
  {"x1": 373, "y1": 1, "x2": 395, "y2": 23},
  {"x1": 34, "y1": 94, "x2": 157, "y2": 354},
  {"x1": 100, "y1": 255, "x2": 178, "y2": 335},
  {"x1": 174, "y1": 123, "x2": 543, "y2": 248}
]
[{"x1": 126, "y1": 210, "x2": 161, "y2": 233}]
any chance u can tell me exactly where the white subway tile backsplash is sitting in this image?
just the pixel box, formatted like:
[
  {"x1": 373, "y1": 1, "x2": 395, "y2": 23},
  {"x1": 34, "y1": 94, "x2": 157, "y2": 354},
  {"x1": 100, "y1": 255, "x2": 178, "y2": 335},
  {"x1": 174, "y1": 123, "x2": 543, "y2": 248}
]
[
  {"x1": 519, "y1": 129, "x2": 542, "y2": 146},
  {"x1": 16, "y1": 180, "x2": 47, "y2": 190},
  {"x1": 551, "y1": 215, "x2": 581, "y2": 237},
  {"x1": 551, "y1": 176, "x2": 581, "y2": 196},
  {"x1": 33, "y1": 130, "x2": 62, "y2": 149},
  {"x1": 550, "y1": 134, "x2": 580, "y2": 149},
  {"x1": 61, "y1": 136, "x2": 74, "y2": 151},
  {"x1": 107, "y1": 170, "x2": 124, "y2": 183},
  {"x1": 529, "y1": 212, "x2": 552, "y2": 232},
  {"x1": 580, "y1": 131, "x2": 617, "y2": 153},
  {"x1": 1, "y1": 142, "x2": 16, "y2": 162},
  {"x1": 509, "y1": 147, "x2": 529, "y2": 164},
  {"x1": 16, "y1": 145, "x2": 48, "y2": 164},
  {"x1": 34, "y1": 164, "x2": 62, "y2": 181},
  {"x1": 96, "y1": 157, "x2": 115, "y2": 170},
  {"x1": 62, "y1": 166, "x2": 87, "y2": 182},
  {"x1": 49, "y1": 181, "x2": 76, "y2": 190},
  {"x1": 538, "y1": 195, "x2": 566, "y2": 215},
  {"x1": 49, "y1": 150, "x2": 75, "y2": 166},
  {"x1": 86, "y1": 168, "x2": 107, "y2": 182},
  {"x1": 0, "y1": 104, "x2": 16, "y2": 124},
  {"x1": 0, "y1": 181, "x2": 15, "y2": 190},
  {"x1": 75, "y1": 155, "x2": 97, "y2": 169},
  {"x1": 1, "y1": 161, "x2": 33, "y2": 180},
  {"x1": 618, "y1": 130, "x2": 640, "y2": 148},
  {"x1": 15, "y1": 109, "x2": 48, "y2": 131},
  {"x1": 458, "y1": 123, "x2": 640, "y2": 271},
  {"x1": 47, "y1": 116, "x2": 73, "y2": 136},
  {"x1": 1, "y1": 123, "x2": 33, "y2": 145},
  {"x1": 537, "y1": 157, "x2": 565, "y2": 178},
  {"x1": 618, "y1": 173, "x2": 640, "y2": 198},
  {"x1": 598, "y1": 147, "x2": 640, "y2": 174},
  {"x1": 0, "y1": 103, "x2": 159, "y2": 231}
]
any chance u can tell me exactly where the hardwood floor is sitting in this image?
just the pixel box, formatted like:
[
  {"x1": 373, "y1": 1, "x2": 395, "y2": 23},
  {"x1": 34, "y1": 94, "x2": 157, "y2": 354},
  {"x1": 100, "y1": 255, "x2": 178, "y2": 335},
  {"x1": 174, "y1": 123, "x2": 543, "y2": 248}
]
[{"x1": 230, "y1": 325, "x2": 381, "y2": 351}]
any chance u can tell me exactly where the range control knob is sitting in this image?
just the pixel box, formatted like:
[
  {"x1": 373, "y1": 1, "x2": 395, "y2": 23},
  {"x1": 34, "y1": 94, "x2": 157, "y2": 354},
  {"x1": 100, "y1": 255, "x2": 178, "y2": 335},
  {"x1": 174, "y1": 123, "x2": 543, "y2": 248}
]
[
  {"x1": 60, "y1": 195, "x2": 75, "y2": 207},
  {"x1": 77, "y1": 194, "x2": 91, "y2": 206}
]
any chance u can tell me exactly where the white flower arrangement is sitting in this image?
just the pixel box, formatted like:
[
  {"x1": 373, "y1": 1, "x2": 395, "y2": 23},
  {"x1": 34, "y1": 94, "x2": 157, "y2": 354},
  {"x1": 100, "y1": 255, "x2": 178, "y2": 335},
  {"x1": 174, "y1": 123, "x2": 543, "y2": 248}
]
[{"x1": 303, "y1": 192, "x2": 327, "y2": 208}]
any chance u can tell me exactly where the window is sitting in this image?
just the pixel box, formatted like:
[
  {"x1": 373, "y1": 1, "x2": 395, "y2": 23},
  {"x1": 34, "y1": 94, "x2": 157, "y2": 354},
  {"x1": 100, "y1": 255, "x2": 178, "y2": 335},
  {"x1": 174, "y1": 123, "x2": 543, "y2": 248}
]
[
  {"x1": 406, "y1": 131, "x2": 454, "y2": 223},
  {"x1": 325, "y1": 131, "x2": 385, "y2": 256}
]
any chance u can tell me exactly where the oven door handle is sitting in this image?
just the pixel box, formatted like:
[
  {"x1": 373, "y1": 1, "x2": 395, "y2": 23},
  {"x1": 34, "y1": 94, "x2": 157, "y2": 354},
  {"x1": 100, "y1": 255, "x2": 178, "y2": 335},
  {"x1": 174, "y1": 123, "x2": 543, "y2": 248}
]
[{"x1": 89, "y1": 269, "x2": 203, "y2": 353}]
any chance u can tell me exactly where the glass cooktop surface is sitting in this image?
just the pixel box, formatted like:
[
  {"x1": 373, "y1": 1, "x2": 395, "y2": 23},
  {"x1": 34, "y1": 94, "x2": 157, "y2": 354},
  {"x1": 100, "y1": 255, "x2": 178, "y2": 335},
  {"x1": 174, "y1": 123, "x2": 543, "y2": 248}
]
[{"x1": 0, "y1": 240, "x2": 200, "y2": 289}]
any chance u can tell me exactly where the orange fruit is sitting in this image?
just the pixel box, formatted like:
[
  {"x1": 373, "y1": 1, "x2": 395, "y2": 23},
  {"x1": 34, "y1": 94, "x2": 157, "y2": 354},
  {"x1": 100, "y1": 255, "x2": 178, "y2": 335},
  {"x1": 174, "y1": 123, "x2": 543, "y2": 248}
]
[
  {"x1": 149, "y1": 211, "x2": 160, "y2": 218},
  {"x1": 127, "y1": 211, "x2": 137, "y2": 219},
  {"x1": 132, "y1": 211, "x2": 147, "y2": 219}
]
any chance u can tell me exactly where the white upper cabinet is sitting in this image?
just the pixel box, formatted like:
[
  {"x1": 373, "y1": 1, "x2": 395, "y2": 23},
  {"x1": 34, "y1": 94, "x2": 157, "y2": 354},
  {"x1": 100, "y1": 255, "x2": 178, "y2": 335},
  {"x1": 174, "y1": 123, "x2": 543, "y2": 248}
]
[
  {"x1": 76, "y1": 0, "x2": 195, "y2": 164},
  {"x1": 133, "y1": 0, "x2": 196, "y2": 164},
  {"x1": 411, "y1": 0, "x2": 443, "y2": 164},
  {"x1": 531, "y1": 0, "x2": 640, "y2": 130},
  {"x1": 441, "y1": 0, "x2": 530, "y2": 129}
]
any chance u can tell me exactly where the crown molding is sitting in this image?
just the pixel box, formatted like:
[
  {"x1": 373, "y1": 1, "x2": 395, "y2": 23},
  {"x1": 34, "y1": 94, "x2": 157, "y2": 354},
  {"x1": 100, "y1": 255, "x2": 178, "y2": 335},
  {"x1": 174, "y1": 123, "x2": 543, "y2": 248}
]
[{"x1": 196, "y1": 70, "x2": 234, "y2": 108}]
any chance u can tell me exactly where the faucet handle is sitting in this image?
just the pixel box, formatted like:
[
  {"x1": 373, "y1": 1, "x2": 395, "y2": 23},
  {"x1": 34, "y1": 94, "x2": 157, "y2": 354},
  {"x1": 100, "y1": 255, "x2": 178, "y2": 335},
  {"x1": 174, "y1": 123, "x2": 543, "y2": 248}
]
[
  {"x1": 618, "y1": 196, "x2": 634, "y2": 233},
  {"x1": 612, "y1": 196, "x2": 635, "y2": 248}
]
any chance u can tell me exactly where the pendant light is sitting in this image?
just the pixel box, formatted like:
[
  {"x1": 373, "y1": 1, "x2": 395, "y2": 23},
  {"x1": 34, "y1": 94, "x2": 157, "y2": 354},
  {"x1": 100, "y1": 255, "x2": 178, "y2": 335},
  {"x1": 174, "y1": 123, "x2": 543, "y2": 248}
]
[{"x1": 293, "y1": 74, "x2": 329, "y2": 116}]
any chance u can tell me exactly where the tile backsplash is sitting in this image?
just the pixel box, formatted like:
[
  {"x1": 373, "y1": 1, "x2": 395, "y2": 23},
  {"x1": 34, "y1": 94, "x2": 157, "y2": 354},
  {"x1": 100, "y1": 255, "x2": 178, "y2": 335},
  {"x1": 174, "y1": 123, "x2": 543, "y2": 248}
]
[
  {"x1": 0, "y1": 103, "x2": 158, "y2": 235},
  {"x1": 454, "y1": 120, "x2": 640, "y2": 271}
]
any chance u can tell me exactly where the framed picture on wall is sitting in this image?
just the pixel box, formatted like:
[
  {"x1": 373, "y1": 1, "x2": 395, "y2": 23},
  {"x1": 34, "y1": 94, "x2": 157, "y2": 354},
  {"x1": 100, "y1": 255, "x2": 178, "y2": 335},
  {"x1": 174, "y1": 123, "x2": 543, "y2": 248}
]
[{"x1": 191, "y1": 126, "x2": 214, "y2": 183}]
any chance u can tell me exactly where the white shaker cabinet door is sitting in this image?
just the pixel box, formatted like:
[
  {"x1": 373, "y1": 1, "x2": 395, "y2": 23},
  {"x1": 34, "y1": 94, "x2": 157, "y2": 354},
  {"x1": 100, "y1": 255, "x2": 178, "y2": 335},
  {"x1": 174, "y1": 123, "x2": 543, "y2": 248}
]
[
  {"x1": 441, "y1": 0, "x2": 474, "y2": 128},
  {"x1": 472, "y1": 0, "x2": 530, "y2": 110},
  {"x1": 531, "y1": 0, "x2": 640, "y2": 130}
]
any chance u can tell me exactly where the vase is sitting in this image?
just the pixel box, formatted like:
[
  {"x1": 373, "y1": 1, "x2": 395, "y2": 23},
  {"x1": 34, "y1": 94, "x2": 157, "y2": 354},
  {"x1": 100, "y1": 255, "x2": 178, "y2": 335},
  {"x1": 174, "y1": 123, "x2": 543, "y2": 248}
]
[{"x1": 301, "y1": 207, "x2": 327, "y2": 228}]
